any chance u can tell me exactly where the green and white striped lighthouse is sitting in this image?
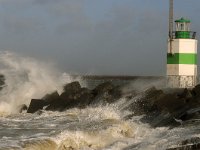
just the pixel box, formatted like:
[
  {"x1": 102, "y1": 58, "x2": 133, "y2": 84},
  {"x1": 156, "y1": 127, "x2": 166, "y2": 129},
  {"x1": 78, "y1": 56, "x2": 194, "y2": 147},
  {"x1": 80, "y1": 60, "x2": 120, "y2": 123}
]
[{"x1": 167, "y1": 17, "x2": 198, "y2": 88}]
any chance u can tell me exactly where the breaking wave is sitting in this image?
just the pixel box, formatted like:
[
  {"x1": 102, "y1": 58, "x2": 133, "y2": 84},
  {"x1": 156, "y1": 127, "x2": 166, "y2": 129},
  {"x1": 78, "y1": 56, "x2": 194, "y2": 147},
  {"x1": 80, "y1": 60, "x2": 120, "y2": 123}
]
[{"x1": 0, "y1": 51, "x2": 81, "y2": 115}]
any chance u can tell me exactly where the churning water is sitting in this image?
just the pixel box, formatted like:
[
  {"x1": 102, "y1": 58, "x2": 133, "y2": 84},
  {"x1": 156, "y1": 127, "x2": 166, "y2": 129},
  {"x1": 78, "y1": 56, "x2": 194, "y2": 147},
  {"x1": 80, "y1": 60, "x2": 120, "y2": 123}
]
[{"x1": 0, "y1": 51, "x2": 199, "y2": 150}]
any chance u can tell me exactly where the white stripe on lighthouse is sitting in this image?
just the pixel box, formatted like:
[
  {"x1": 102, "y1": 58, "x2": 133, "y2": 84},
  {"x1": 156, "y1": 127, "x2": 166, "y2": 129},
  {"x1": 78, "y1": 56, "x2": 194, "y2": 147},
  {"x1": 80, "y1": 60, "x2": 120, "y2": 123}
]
[
  {"x1": 167, "y1": 64, "x2": 197, "y2": 75},
  {"x1": 168, "y1": 39, "x2": 197, "y2": 53}
]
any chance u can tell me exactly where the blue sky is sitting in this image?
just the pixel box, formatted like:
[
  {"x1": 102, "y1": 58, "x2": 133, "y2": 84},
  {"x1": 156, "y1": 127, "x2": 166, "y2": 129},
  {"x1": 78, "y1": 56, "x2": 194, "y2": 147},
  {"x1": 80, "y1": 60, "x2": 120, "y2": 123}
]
[{"x1": 0, "y1": 0, "x2": 199, "y2": 75}]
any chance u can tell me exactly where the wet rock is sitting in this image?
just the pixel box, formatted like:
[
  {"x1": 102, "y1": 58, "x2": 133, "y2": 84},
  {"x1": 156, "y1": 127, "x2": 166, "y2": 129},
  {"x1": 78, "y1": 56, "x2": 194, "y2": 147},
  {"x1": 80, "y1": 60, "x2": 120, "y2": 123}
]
[
  {"x1": 76, "y1": 88, "x2": 94, "y2": 107},
  {"x1": 27, "y1": 99, "x2": 47, "y2": 113},
  {"x1": 60, "y1": 87, "x2": 93, "y2": 109},
  {"x1": 93, "y1": 82, "x2": 115, "y2": 95},
  {"x1": 45, "y1": 82, "x2": 93, "y2": 111},
  {"x1": 192, "y1": 84, "x2": 200, "y2": 98},
  {"x1": 126, "y1": 87, "x2": 163, "y2": 116},
  {"x1": 178, "y1": 107, "x2": 200, "y2": 121},
  {"x1": 42, "y1": 91, "x2": 62, "y2": 111},
  {"x1": 178, "y1": 88, "x2": 193, "y2": 99},
  {"x1": 155, "y1": 93, "x2": 186, "y2": 113},
  {"x1": 17, "y1": 104, "x2": 28, "y2": 113},
  {"x1": 43, "y1": 91, "x2": 60, "y2": 104},
  {"x1": 141, "y1": 85, "x2": 200, "y2": 127},
  {"x1": 44, "y1": 98, "x2": 65, "y2": 111},
  {"x1": 63, "y1": 81, "x2": 81, "y2": 93},
  {"x1": 0, "y1": 74, "x2": 5, "y2": 91},
  {"x1": 91, "y1": 82, "x2": 122, "y2": 104},
  {"x1": 181, "y1": 137, "x2": 200, "y2": 145},
  {"x1": 27, "y1": 91, "x2": 61, "y2": 113},
  {"x1": 35, "y1": 110, "x2": 44, "y2": 115},
  {"x1": 167, "y1": 137, "x2": 200, "y2": 150}
]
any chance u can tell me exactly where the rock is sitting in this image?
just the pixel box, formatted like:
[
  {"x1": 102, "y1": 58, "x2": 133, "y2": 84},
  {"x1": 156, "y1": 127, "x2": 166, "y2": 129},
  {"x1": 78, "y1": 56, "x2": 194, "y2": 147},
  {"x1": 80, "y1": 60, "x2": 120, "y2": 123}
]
[
  {"x1": 27, "y1": 91, "x2": 61, "y2": 113},
  {"x1": 167, "y1": 137, "x2": 200, "y2": 150},
  {"x1": 178, "y1": 88, "x2": 193, "y2": 99},
  {"x1": 63, "y1": 81, "x2": 81, "y2": 93},
  {"x1": 192, "y1": 84, "x2": 200, "y2": 98},
  {"x1": 154, "y1": 93, "x2": 186, "y2": 113},
  {"x1": 17, "y1": 104, "x2": 28, "y2": 113},
  {"x1": 181, "y1": 137, "x2": 200, "y2": 145},
  {"x1": 125, "y1": 87, "x2": 163, "y2": 116},
  {"x1": 43, "y1": 91, "x2": 60, "y2": 104},
  {"x1": 43, "y1": 91, "x2": 62, "y2": 111},
  {"x1": 178, "y1": 107, "x2": 200, "y2": 121},
  {"x1": 44, "y1": 98, "x2": 65, "y2": 111},
  {"x1": 142, "y1": 87, "x2": 164, "y2": 111},
  {"x1": 140, "y1": 86, "x2": 200, "y2": 127},
  {"x1": 27, "y1": 99, "x2": 47, "y2": 113},
  {"x1": 45, "y1": 82, "x2": 93, "y2": 111},
  {"x1": 76, "y1": 88, "x2": 94, "y2": 107},
  {"x1": 0, "y1": 74, "x2": 5, "y2": 91},
  {"x1": 92, "y1": 82, "x2": 115, "y2": 96},
  {"x1": 57, "y1": 87, "x2": 93, "y2": 110},
  {"x1": 109, "y1": 85, "x2": 122, "y2": 102},
  {"x1": 91, "y1": 82, "x2": 122, "y2": 104},
  {"x1": 35, "y1": 110, "x2": 44, "y2": 115}
]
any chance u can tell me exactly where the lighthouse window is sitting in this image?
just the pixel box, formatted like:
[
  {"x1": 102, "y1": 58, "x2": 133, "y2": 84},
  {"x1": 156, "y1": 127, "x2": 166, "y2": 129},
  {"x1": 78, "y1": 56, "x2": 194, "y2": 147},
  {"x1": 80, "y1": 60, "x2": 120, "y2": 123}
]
[{"x1": 180, "y1": 23, "x2": 184, "y2": 31}]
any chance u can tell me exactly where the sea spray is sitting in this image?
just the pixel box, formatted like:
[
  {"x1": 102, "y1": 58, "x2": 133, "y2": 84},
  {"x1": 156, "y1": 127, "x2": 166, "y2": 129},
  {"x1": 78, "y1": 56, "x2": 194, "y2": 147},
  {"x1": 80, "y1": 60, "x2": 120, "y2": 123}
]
[
  {"x1": 0, "y1": 51, "x2": 81, "y2": 115},
  {"x1": 121, "y1": 77, "x2": 165, "y2": 95}
]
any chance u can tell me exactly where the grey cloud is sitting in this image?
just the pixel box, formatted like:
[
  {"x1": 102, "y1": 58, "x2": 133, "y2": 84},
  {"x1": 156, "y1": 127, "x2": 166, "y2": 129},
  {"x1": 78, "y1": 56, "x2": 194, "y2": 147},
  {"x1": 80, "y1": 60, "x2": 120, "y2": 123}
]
[
  {"x1": 2, "y1": 15, "x2": 43, "y2": 35},
  {"x1": 0, "y1": 1, "x2": 198, "y2": 75},
  {"x1": 32, "y1": 0, "x2": 61, "y2": 5}
]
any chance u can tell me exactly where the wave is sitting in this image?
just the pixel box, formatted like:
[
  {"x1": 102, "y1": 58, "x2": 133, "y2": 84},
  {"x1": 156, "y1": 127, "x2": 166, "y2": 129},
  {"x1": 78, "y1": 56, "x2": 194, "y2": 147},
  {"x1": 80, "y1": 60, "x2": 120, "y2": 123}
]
[{"x1": 0, "y1": 51, "x2": 82, "y2": 115}]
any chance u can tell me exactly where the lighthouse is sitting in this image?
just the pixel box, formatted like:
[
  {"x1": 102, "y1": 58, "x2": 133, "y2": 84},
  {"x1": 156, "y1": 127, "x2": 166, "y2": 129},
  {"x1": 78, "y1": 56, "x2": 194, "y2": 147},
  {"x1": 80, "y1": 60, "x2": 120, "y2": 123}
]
[
  {"x1": 167, "y1": 19, "x2": 198, "y2": 88},
  {"x1": 167, "y1": 0, "x2": 198, "y2": 88}
]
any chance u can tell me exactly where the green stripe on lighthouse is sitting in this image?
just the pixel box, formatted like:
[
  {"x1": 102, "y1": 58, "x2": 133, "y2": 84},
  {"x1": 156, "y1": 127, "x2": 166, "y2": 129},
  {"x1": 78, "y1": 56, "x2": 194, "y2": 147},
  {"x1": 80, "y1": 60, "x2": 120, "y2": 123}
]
[{"x1": 167, "y1": 53, "x2": 197, "y2": 64}]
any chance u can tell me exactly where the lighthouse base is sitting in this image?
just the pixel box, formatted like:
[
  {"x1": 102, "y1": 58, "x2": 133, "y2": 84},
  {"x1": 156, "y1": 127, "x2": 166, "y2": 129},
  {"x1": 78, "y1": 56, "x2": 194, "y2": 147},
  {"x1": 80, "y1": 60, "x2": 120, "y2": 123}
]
[{"x1": 167, "y1": 75, "x2": 197, "y2": 88}]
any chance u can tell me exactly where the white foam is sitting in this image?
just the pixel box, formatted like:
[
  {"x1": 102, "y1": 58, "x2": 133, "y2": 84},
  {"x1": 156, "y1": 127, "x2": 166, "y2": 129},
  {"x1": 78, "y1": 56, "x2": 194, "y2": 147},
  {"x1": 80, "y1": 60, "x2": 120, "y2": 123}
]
[{"x1": 0, "y1": 51, "x2": 78, "y2": 115}]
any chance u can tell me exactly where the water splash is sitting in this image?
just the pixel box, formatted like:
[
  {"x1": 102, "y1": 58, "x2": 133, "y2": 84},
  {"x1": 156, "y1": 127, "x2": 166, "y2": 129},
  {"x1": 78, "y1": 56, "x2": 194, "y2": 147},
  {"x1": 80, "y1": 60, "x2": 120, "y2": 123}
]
[{"x1": 0, "y1": 51, "x2": 79, "y2": 115}]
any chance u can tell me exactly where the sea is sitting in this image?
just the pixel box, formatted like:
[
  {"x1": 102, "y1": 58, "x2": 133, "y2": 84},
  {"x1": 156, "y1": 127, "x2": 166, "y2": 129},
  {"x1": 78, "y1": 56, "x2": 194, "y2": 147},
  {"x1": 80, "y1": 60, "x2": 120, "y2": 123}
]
[{"x1": 0, "y1": 51, "x2": 199, "y2": 150}]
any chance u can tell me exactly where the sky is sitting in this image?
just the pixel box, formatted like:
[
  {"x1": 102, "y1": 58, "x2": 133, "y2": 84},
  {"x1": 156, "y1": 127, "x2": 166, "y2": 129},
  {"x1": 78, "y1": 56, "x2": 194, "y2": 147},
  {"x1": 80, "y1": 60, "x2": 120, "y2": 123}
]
[{"x1": 0, "y1": 0, "x2": 199, "y2": 76}]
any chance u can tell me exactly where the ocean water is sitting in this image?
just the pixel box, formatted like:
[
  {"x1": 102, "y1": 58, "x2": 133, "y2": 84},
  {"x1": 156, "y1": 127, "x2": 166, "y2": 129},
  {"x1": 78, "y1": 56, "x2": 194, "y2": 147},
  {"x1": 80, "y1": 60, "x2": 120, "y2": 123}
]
[{"x1": 0, "y1": 51, "x2": 199, "y2": 150}]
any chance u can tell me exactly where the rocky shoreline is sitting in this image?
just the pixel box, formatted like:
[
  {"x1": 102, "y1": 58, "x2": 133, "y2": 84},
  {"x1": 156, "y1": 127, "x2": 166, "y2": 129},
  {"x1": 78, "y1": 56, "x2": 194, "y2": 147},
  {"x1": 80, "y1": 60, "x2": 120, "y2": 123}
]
[
  {"x1": 1, "y1": 74, "x2": 200, "y2": 150},
  {"x1": 26, "y1": 81, "x2": 200, "y2": 125},
  {"x1": 24, "y1": 80, "x2": 200, "y2": 150}
]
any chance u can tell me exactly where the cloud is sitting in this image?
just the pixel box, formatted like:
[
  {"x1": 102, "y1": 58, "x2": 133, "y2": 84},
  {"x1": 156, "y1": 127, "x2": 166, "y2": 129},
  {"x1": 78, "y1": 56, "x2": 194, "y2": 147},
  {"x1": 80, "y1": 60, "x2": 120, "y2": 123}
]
[
  {"x1": 0, "y1": 0, "x2": 198, "y2": 75},
  {"x1": 33, "y1": 0, "x2": 56, "y2": 5},
  {"x1": 2, "y1": 15, "x2": 43, "y2": 35}
]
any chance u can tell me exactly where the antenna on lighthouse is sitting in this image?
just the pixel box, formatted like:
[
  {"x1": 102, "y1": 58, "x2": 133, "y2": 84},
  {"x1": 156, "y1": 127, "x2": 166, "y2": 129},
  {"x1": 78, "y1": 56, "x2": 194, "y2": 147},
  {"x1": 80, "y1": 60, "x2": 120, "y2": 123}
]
[{"x1": 169, "y1": 0, "x2": 173, "y2": 54}]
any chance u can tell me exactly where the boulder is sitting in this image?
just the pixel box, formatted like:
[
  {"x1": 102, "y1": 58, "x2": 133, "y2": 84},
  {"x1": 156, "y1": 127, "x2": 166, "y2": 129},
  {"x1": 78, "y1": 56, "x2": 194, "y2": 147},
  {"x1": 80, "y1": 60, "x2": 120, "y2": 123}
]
[
  {"x1": 44, "y1": 98, "x2": 66, "y2": 111},
  {"x1": 43, "y1": 91, "x2": 62, "y2": 111},
  {"x1": 27, "y1": 99, "x2": 47, "y2": 113},
  {"x1": 17, "y1": 104, "x2": 28, "y2": 113},
  {"x1": 125, "y1": 87, "x2": 163, "y2": 116},
  {"x1": 0, "y1": 74, "x2": 5, "y2": 91},
  {"x1": 166, "y1": 137, "x2": 200, "y2": 150},
  {"x1": 178, "y1": 107, "x2": 200, "y2": 121},
  {"x1": 92, "y1": 82, "x2": 115, "y2": 96},
  {"x1": 57, "y1": 87, "x2": 93, "y2": 110},
  {"x1": 63, "y1": 81, "x2": 81, "y2": 93},
  {"x1": 192, "y1": 84, "x2": 200, "y2": 97},
  {"x1": 43, "y1": 91, "x2": 60, "y2": 104},
  {"x1": 155, "y1": 93, "x2": 186, "y2": 113},
  {"x1": 45, "y1": 82, "x2": 93, "y2": 111},
  {"x1": 141, "y1": 86, "x2": 200, "y2": 127},
  {"x1": 76, "y1": 88, "x2": 94, "y2": 107},
  {"x1": 91, "y1": 82, "x2": 122, "y2": 104},
  {"x1": 27, "y1": 91, "x2": 61, "y2": 113},
  {"x1": 178, "y1": 88, "x2": 193, "y2": 99}
]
